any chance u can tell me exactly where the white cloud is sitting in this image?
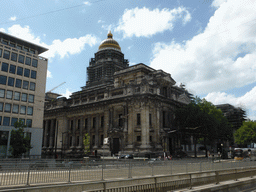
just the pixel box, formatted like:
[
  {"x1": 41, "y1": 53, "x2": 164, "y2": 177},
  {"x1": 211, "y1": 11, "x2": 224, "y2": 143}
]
[
  {"x1": 0, "y1": 28, "x2": 5, "y2": 32},
  {"x1": 211, "y1": 0, "x2": 228, "y2": 8},
  {"x1": 83, "y1": 1, "x2": 91, "y2": 6},
  {"x1": 115, "y1": 7, "x2": 191, "y2": 38},
  {"x1": 9, "y1": 16, "x2": 17, "y2": 21},
  {"x1": 150, "y1": 0, "x2": 256, "y2": 94},
  {"x1": 47, "y1": 70, "x2": 52, "y2": 78},
  {"x1": 4, "y1": 24, "x2": 99, "y2": 59},
  {"x1": 205, "y1": 86, "x2": 256, "y2": 120},
  {"x1": 60, "y1": 89, "x2": 72, "y2": 98}
]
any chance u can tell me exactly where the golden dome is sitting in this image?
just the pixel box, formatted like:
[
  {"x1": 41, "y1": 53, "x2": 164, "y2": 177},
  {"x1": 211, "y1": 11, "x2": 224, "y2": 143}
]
[{"x1": 98, "y1": 31, "x2": 121, "y2": 51}]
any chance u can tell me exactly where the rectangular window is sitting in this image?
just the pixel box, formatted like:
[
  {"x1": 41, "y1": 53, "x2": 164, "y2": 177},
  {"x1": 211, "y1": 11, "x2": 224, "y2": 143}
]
[
  {"x1": 32, "y1": 59, "x2": 38, "y2": 67},
  {"x1": 14, "y1": 92, "x2": 20, "y2": 100},
  {"x1": 0, "y1": 116, "x2": 2, "y2": 125},
  {"x1": 93, "y1": 117, "x2": 96, "y2": 128},
  {"x1": 21, "y1": 93, "x2": 27, "y2": 102},
  {"x1": 25, "y1": 57, "x2": 31, "y2": 65},
  {"x1": 19, "y1": 118, "x2": 25, "y2": 125},
  {"x1": 30, "y1": 82, "x2": 35, "y2": 91},
  {"x1": 26, "y1": 119, "x2": 32, "y2": 127},
  {"x1": 23, "y1": 80, "x2": 29, "y2": 89},
  {"x1": 12, "y1": 104, "x2": 19, "y2": 114},
  {"x1": 0, "y1": 103, "x2": 3, "y2": 111},
  {"x1": 8, "y1": 77, "x2": 14, "y2": 87},
  {"x1": 20, "y1": 106, "x2": 26, "y2": 114},
  {"x1": 1, "y1": 62, "x2": 9, "y2": 72},
  {"x1": 137, "y1": 136, "x2": 141, "y2": 142},
  {"x1": 11, "y1": 52, "x2": 17, "y2": 62},
  {"x1": 3, "y1": 50, "x2": 10, "y2": 59},
  {"x1": 27, "y1": 106, "x2": 33, "y2": 115},
  {"x1": 85, "y1": 118, "x2": 88, "y2": 130},
  {"x1": 6, "y1": 90, "x2": 13, "y2": 99},
  {"x1": 70, "y1": 120, "x2": 73, "y2": 132},
  {"x1": 17, "y1": 67, "x2": 23, "y2": 76},
  {"x1": 9, "y1": 42, "x2": 15, "y2": 47},
  {"x1": 0, "y1": 76, "x2": 7, "y2": 85},
  {"x1": 24, "y1": 69, "x2": 30, "y2": 78},
  {"x1": 77, "y1": 119, "x2": 80, "y2": 130},
  {"x1": 31, "y1": 70, "x2": 36, "y2": 79},
  {"x1": 137, "y1": 113, "x2": 141, "y2": 126},
  {"x1": 18, "y1": 55, "x2": 25, "y2": 63},
  {"x1": 0, "y1": 89, "x2": 5, "y2": 98},
  {"x1": 30, "y1": 49, "x2": 35, "y2": 54},
  {"x1": 101, "y1": 116, "x2": 104, "y2": 128},
  {"x1": 17, "y1": 45, "x2": 22, "y2": 50},
  {"x1": 24, "y1": 47, "x2": 29, "y2": 52},
  {"x1": 3, "y1": 117, "x2": 10, "y2": 126},
  {"x1": 76, "y1": 136, "x2": 79, "y2": 146},
  {"x1": 28, "y1": 94, "x2": 34, "y2": 103},
  {"x1": 15, "y1": 79, "x2": 22, "y2": 88},
  {"x1": 9, "y1": 64, "x2": 16, "y2": 74},
  {"x1": 0, "y1": 49, "x2": 2, "y2": 57},
  {"x1": 2, "y1": 40, "x2": 8, "y2": 45},
  {"x1": 4, "y1": 103, "x2": 11, "y2": 112},
  {"x1": 11, "y1": 118, "x2": 18, "y2": 126}
]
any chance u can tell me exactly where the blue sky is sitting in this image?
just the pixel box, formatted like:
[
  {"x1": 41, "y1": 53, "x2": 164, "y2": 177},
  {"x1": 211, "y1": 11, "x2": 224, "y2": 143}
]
[{"x1": 1, "y1": 0, "x2": 256, "y2": 120}]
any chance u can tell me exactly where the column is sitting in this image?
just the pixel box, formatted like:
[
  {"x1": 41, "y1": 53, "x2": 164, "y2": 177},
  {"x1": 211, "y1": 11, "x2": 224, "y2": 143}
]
[
  {"x1": 94, "y1": 114, "x2": 99, "y2": 148},
  {"x1": 44, "y1": 120, "x2": 49, "y2": 147},
  {"x1": 49, "y1": 119, "x2": 55, "y2": 147},
  {"x1": 79, "y1": 118, "x2": 83, "y2": 147},
  {"x1": 71, "y1": 118, "x2": 76, "y2": 147},
  {"x1": 140, "y1": 105, "x2": 150, "y2": 150}
]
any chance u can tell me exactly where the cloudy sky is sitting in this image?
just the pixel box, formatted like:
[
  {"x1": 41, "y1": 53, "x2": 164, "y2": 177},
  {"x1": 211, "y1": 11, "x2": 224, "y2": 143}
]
[{"x1": 1, "y1": 0, "x2": 256, "y2": 120}]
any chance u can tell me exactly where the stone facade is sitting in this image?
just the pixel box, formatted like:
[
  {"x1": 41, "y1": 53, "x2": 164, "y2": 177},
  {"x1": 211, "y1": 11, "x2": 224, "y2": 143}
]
[{"x1": 43, "y1": 32, "x2": 191, "y2": 158}]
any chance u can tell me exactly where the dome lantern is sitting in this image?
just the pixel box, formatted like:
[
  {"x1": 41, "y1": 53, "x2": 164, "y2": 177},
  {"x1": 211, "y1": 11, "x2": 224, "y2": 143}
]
[{"x1": 98, "y1": 31, "x2": 121, "y2": 51}]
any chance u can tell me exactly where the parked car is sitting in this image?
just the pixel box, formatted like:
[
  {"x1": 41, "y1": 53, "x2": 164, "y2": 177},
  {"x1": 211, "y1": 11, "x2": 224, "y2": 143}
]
[
  {"x1": 125, "y1": 154, "x2": 133, "y2": 159},
  {"x1": 118, "y1": 154, "x2": 126, "y2": 159}
]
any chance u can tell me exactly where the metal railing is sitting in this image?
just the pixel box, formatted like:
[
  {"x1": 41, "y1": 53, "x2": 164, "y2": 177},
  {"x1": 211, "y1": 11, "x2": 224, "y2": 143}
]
[{"x1": 0, "y1": 158, "x2": 255, "y2": 189}]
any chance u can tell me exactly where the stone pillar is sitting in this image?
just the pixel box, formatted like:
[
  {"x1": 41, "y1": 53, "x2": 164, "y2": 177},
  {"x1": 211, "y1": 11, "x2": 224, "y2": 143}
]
[
  {"x1": 126, "y1": 104, "x2": 134, "y2": 150},
  {"x1": 44, "y1": 120, "x2": 49, "y2": 147},
  {"x1": 79, "y1": 118, "x2": 83, "y2": 147},
  {"x1": 123, "y1": 105, "x2": 128, "y2": 132},
  {"x1": 140, "y1": 104, "x2": 150, "y2": 151},
  {"x1": 94, "y1": 114, "x2": 99, "y2": 148},
  {"x1": 71, "y1": 118, "x2": 76, "y2": 147},
  {"x1": 49, "y1": 119, "x2": 55, "y2": 147}
]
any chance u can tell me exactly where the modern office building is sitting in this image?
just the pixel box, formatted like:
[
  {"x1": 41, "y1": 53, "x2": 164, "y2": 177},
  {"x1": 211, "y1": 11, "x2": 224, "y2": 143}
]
[
  {"x1": 43, "y1": 32, "x2": 191, "y2": 158},
  {"x1": 0, "y1": 32, "x2": 48, "y2": 158}
]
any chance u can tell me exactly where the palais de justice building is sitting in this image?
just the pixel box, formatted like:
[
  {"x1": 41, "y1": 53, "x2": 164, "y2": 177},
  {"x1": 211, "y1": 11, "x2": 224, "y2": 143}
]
[{"x1": 43, "y1": 32, "x2": 191, "y2": 158}]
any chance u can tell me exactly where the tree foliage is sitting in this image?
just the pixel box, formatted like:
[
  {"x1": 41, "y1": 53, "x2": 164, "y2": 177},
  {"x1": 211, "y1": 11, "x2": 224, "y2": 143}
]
[
  {"x1": 234, "y1": 121, "x2": 256, "y2": 145},
  {"x1": 83, "y1": 133, "x2": 90, "y2": 155},
  {"x1": 9, "y1": 120, "x2": 32, "y2": 158},
  {"x1": 175, "y1": 97, "x2": 233, "y2": 144}
]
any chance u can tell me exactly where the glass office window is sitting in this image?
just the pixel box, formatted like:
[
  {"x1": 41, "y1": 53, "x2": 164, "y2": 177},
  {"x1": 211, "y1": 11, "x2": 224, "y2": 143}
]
[
  {"x1": 27, "y1": 106, "x2": 33, "y2": 115},
  {"x1": 24, "y1": 47, "x2": 29, "y2": 52},
  {"x1": 21, "y1": 93, "x2": 27, "y2": 102},
  {"x1": 6, "y1": 90, "x2": 13, "y2": 99},
  {"x1": 20, "y1": 106, "x2": 26, "y2": 114},
  {"x1": 0, "y1": 103, "x2": 3, "y2": 111},
  {"x1": 25, "y1": 57, "x2": 31, "y2": 66},
  {"x1": 4, "y1": 103, "x2": 11, "y2": 112},
  {"x1": 1, "y1": 62, "x2": 8, "y2": 72},
  {"x1": 15, "y1": 79, "x2": 22, "y2": 88},
  {"x1": 0, "y1": 89, "x2": 5, "y2": 98},
  {"x1": 8, "y1": 77, "x2": 14, "y2": 87},
  {"x1": 17, "y1": 67, "x2": 23, "y2": 76},
  {"x1": 2, "y1": 40, "x2": 8, "y2": 45},
  {"x1": 24, "y1": 69, "x2": 30, "y2": 78},
  {"x1": 23, "y1": 80, "x2": 29, "y2": 89},
  {"x1": 17, "y1": 45, "x2": 22, "y2": 50},
  {"x1": 30, "y1": 82, "x2": 35, "y2": 91},
  {"x1": 0, "y1": 49, "x2": 2, "y2": 57},
  {"x1": 26, "y1": 119, "x2": 32, "y2": 128},
  {"x1": 11, "y1": 118, "x2": 18, "y2": 126},
  {"x1": 3, "y1": 50, "x2": 10, "y2": 59},
  {"x1": 14, "y1": 92, "x2": 20, "y2": 100},
  {"x1": 9, "y1": 64, "x2": 16, "y2": 74},
  {"x1": 3, "y1": 117, "x2": 10, "y2": 126},
  {"x1": 0, "y1": 76, "x2": 7, "y2": 85},
  {"x1": 32, "y1": 59, "x2": 38, "y2": 67},
  {"x1": 11, "y1": 52, "x2": 17, "y2": 62},
  {"x1": 12, "y1": 104, "x2": 19, "y2": 114},
  {"x1": 18, "y1": 55, "x2": 25, "y2": 63},
  {"x1": 28, "y1": 94, "x2": 34, "y2": 103},
  {"x1": 19, "y1": 118, "x2": 25, "y2": 125},
  {"x1": 9, "y1": 42, "x2": 15, "y2": 47},
  {"x1": 0, "y1": 116, "x2": 2, "y2": 125},
  {"x1": 31, "y1": 70, "x2": 36, "y2": 79}
]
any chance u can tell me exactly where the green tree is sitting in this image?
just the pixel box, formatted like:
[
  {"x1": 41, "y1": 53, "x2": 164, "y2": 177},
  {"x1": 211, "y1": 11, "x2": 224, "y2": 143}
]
[
  {"x1": 9, "y1": 120, "x2": 32, "y2": 158},
  {"x1": 234, "y1": 121, "x2": 256, "y2": 146},
  {"x1": 83, "y1": 133, "x2": 90, "y2": 155},
  {"x1": 175, "y1": 97, "x2": 233, "y2": 157}
]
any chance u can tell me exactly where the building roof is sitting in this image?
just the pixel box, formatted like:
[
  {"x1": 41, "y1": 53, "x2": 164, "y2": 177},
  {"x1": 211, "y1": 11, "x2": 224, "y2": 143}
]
[
  {"x1": 0, "y1": 32, "x2": 48, "y2": 54},
  {"x1": 98, "y1": 31, "x2": 121, "y2": 51}
]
